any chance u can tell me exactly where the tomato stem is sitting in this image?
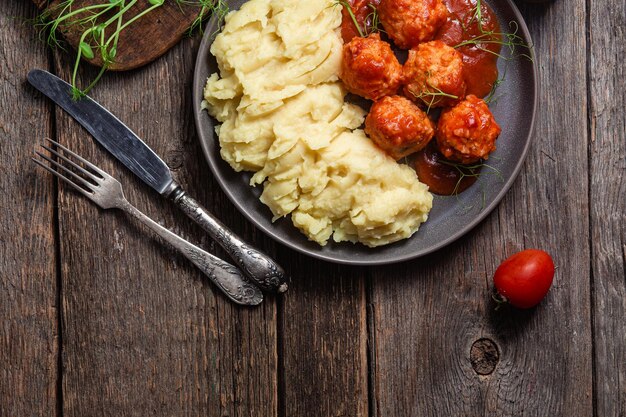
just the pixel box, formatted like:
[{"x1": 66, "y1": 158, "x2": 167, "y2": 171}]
[{"x1": 492, "y1": 292, "x2": 507, "y2": 311}]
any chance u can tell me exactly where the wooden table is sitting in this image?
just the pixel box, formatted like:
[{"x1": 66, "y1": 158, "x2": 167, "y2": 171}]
[{"x1": 1, "y1": 0, "x2": 624, "y2": 415}]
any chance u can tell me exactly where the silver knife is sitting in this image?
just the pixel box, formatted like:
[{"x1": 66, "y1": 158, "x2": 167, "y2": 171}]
[{"x1": 28, "y1": 69, "x2": 288, "y2": 293}]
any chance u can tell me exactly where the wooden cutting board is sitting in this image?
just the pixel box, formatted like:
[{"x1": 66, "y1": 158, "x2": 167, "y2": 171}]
[{"x1": 32, "y1": 0, "x2": 205, "y2": 71}]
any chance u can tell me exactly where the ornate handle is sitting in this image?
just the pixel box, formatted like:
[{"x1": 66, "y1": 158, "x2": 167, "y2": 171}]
[
  {"x1": 119, "y1": 200, "x2": 263, "y2": 306},
  {"x1": 169, "y1": 188, "x2": 289, "y2": 293}
]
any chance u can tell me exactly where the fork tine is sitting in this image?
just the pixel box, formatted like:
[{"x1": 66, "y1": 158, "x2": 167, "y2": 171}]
[
  {"x1": 35, "y1": 150, "x2": 96, "y2": 189},
  {"x1": 40, "y1": 144, "x2": 102, "y2": 184},
  {"x1": 44, "y1": 138, "x2": 108, "y2": 178},
  {"x1": 32, "y1": 157, "x2": 94, "y2": 200}
]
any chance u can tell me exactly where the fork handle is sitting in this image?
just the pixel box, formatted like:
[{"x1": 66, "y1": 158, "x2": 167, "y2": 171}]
[
  {"x1": 169, "y1": 188, "x2": 289, "y2": 293},
  {"x1": 118, "y1": 200, "x2": 263, "y2": 306}
]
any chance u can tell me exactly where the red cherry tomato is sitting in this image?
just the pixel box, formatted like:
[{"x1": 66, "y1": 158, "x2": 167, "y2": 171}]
[{"x1": 493, "y1": 249, "x2": 555, "y2": 309}]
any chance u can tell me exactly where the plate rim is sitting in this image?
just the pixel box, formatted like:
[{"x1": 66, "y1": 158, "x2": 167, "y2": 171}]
[{"x1": 192, "y1": 0, "x2": 538, "y2": 265}]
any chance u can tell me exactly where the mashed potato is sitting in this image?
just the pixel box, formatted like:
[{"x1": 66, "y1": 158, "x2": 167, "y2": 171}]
[{"x1": 203, "y1": 0, "x2": 433, "y2": 247}]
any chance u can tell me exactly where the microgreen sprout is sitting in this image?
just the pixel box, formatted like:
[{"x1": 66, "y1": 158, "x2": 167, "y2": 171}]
[
  {"x1": 411, "y1": 86, "x2": 458, "y2": 113},
  {"x1": 364, "y1": 3, "x2": 384, "y2": 34},
  {"x1": 176, "y1": 0, "x2": 229, "y2": 35},
  {"x1": 452, "y1": 0, "x2": 533, "y2": 100},
  {"x1": 408, "y1": 73, "x2": 459, "y2": 113},
  {"x1": 439, "y1": 159, "x2": 503, "y2": 197},
  {"x1": 334, "y1": 1, "x2": 382, "y2": 38},
  {"x1": 454, "y1": 20, "x2": 532, "y2": 62},
  {"x1": 334, "y1": 0, "x2": 364, "y2": 37},
  {"x1": 32, "y1": 0, "x2": 229, "y2": 99},
  {"x1": 484, "y1": 71, "x2": 505, "y2": 104}
]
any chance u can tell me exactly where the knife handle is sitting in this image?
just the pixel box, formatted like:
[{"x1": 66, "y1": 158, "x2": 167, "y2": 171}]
[
  {"x1": 170, "y1": 188, "x2": 289, "y2": 293},
  {"x1": 118, "y1": 200, "x2": 263, "y2": 306}
]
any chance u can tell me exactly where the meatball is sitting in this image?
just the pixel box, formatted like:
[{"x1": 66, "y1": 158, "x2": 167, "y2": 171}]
[
  {"x1": 403, "y1": 40, "x2": 466, "y2": 108},
  {"x1": 436, "y1": 95, "x2": 501, "y2": 164},
  {"x1": 340, "y1": 33, "x2": 403, "y2": 100},
  {"x1": 365, "y1": 95, "x2": 436, "y2": 160},
  {"x1": 378, "y1": 0, "x2": 449, "y2": 49}
]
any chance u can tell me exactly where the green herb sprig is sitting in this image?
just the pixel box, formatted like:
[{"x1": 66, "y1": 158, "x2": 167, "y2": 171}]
[
  {"x1": 453, "y1": 0, "x2": 533, "y2": 99},
  {"x1": 364, "y1": 3, "x2": 384, "y2": 34},
  {"x1": 439, "y1": 159, "x2": 503, "y2": 196},
  {"x1": 454, "y1": 20, "x2": 532, "y2": 62},
  {"x1": 333, "y1": 1, "x2": 382, "y2": 38},
  {"x1": 484, "y1": 71, "x2": 505, "y2": 104},
  {"x1": 176, "y1": 0, "x2": 229, "y2": 35},
  {"x1": 32, "y1": 0, "x2": 229, "y2": 99},
  {"x1": 408, "y1": 72, "x2": 459, "y2": 113},
  {"x1": 410, "y1": 84, "x2": 459, "y2": 113}
]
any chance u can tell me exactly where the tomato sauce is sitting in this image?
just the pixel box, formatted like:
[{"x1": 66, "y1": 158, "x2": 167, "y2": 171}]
[
  {"x1": 338, "y1": 0, "x2": 501, "y2": 195},
  {"x1": 340, "y1": 0, "x2": 501, "y2": 98},
  {"x1": 416, "y1": 0, "x2": 500, "y2": 195},
  {"x1": 340, "y1": 0, "x2": 382, "y2": 43},
  {"x1": 436, "y1": 0, "x2": 502, "y2": 98},
  {"x1": 414, "y1": 142, "x2": 481, "y2": 195}
]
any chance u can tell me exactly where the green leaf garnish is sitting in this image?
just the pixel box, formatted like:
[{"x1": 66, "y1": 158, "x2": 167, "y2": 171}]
[
  {"x1": 333, "y1": 1, "x2": 382, "y2": 38},
  {"x1": 408, "y1": 72, "x2": 459, "y2": 113},
  {"x1": 439, "y1": 159, "x2": 503, "y2": 197},
  {"x1": 453, "y1": 0, "x2": 533, "y2": 100},
  {"x1": 79, "y1": 41, "x2": 94, "y2": 59},
  {"x1": 31, "y1": 0, "x2": 230, "y2": 95}
]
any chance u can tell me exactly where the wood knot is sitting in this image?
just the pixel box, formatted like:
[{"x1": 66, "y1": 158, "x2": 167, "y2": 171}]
[
  {"x1": 165, "y1": 149, "x2": 185, "y2": 170},
  {"x1": 470, "y1": 338, "x2": 499, "y2": 375}
]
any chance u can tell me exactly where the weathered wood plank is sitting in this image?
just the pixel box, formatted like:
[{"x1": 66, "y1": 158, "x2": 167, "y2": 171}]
[
  {"x1": 589, "y1": 0, "x2": 626, "y2": 414},
  {"x1": 0, "y1": 1, "x2": 58, "y2": 416},
  {"x1": 369, "y1": 0, "x2": 593, "y2": 415},
  {"x1": 53, "y1": 35, "x2": 278, "y2": 416},
  {"x1": 281, "y1": 260, "x2": 369, "y2": 417}
]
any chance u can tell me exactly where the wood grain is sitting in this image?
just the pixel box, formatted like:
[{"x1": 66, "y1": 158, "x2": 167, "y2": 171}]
[
  {"x1": 53, "y1": 34, "x2": 278, "y2": 416},
  {"x1": 4, "y1": 0, "x2": 626, "y2": 414},
  {"x1": 0, "y1": 1, "x2": 58, "y2": 416},
  {"x1": 33, "y1": 0, "x2": 203, "y2": 71},
  {"x1": 589, "y1": 0, "x2": 626, "y2": 413},
  {"x1": 369, "y1": 0, "x2": 594, "y2": 414},
  {"x1": 280, "y1": 260, "x2": 369, "y2": 417}
]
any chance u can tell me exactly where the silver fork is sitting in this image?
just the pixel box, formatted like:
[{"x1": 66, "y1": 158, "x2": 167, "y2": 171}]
[{"x1": 33, "y1": 138, "x2": 262, "y2": 306}]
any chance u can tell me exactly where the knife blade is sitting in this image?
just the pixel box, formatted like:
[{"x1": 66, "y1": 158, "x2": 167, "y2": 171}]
[
  {"x1": 28, "y1": 69, "x2": 288, "y2": 293},
  {"x1": 28, "y1": 69, "x2": 175, "y2": 196}
]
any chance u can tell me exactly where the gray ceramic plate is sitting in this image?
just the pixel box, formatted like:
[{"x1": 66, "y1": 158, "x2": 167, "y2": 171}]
[{"x1": 192, "y1": 0, "x2": 537, "y2": 265}]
